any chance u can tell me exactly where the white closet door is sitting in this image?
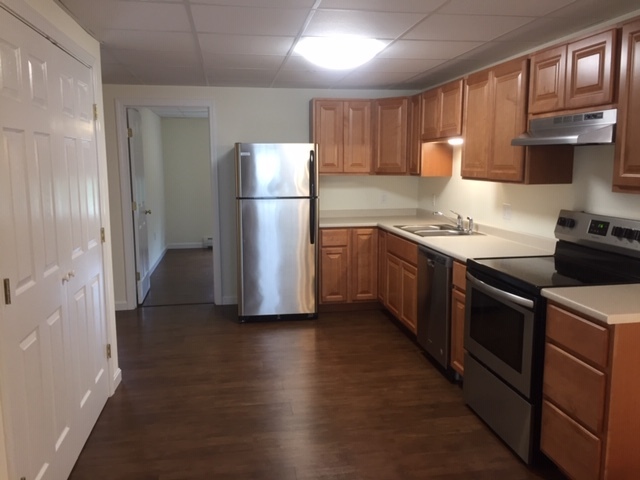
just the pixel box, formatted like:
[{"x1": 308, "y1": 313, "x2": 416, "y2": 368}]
[{"x1": 0, "y1": 7, "x2": 109, "y2": 480}]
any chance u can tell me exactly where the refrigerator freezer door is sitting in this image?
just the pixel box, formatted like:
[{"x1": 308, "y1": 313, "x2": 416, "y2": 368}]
[
  {"x1": 237, "y1": 197, "x2": 318, "y2": 317},
  {"x1": 236, "y1": 143, "x2": 316, "y2": 199}
]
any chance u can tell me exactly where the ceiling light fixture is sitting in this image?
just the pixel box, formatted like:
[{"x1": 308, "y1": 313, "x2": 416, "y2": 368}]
[{"x1": 294, "y1": 36, "x2": 387, "y2": 70}]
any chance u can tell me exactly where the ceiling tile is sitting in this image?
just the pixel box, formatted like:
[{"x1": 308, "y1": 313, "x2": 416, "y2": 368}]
[
  {"x1": 101, "y1": 30, "x2": 196, "y2": 52},
  {"x1": 406, "y1": 14, "x2": 535, "y2": 42},
  {"x1": 337, "y1": 70, "x2": 418, "y2": 88},
  {"x1": 59, "y1": 0, "x2": 192, "y2": 37},
  {"x1": 546, "y1": 0, "x2": 640, "y2": 19},
  {"x1": 303, "y1": 9, "x2": 427, "y2": 38},
  {"x1": 203, "y1": 54, "x2": 287, "y2": 70},
  {"x1": 356, "y1": 57, "x2": 447, "y2": 72},
  {"x1": 127, "y1": 64, "x2": 205, "y2": 86},
  {"x1": 378, "y1": 40, "x2": 483, "y2": 60},
  {"x1": 318, "y1": 0, "x2": 448, "y2": 14},
  {"x1": 272, "y1": 69, "x2": 349, "y2": 87},
  {"x1": 191, "y1": 5, "x2": 310, "y2": 35},
  {"x1": 191, "y1": 0, "x2": 316, "y2": 6},
  {"x1": 101, "y1": 67, "x2": 141, "y2": 85},
  {"x1": 438, "y1": 0, "x2": 576, "y2": 17},
  {"x1": 198, "y1": 34, "x2": 295, "y2": 55},
  {"x1": 107, "y1": 47, "x2": 200, "y2": 67},
  {"x1": 207, "y1": 68, "x2": 278, "y2": 87}
]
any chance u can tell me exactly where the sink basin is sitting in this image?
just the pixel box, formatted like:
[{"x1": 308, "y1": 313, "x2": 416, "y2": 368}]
[{"x1": 395, "y1": 224, "x2": 482, "y2": 237}]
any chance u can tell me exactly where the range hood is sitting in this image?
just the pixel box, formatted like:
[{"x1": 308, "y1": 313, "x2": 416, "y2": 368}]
[{"x1": 511, "y1": 108, "x2": 616, "y2": 146}]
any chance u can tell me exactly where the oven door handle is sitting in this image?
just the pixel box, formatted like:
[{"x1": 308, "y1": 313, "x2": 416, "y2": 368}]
[{"x1": 466, "y1": 272, "x2": 534, "y2": 309}]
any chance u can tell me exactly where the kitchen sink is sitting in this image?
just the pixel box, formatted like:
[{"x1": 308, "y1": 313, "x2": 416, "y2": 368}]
[{"x1": 395, "y1": 224, "x2": 482, "y2": 237}]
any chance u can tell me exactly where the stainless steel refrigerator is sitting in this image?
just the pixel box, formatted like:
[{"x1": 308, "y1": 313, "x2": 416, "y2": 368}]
[{"x1": 235, "y1": 143, "x2": 318, "y2": 321}]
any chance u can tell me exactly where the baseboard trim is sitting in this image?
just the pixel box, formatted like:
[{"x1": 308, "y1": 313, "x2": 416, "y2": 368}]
[{"x1": 166, "y1": 243, "x2": 204, "y2": 249}]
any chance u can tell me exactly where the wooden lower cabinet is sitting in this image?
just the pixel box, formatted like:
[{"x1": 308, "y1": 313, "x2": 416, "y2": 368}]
[
  {"x1": 319, "y1": 228, "x2": 377, "y2": 304},
  {"x1": 383, "y1": 233, "x2": 418, "y2": 333},
  {"x1": 450, "y1": 261, "x2": 466, "y2": 376},
  {"x1": 377, "y1": 229, "x2": 387, "y2": 304},
  {"x1": 541, "y1": 303, "x2": 640, "y2": 479}
]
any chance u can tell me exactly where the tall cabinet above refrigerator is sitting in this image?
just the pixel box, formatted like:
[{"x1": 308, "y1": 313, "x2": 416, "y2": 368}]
[{"x1": 235, "y1": 143, "x2": 319, "y2": 321}]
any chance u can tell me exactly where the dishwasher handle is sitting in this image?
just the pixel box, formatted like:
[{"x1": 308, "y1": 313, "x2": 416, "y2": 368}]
[{"x1": 466, "y1": 272, "x2": 534, "y2": 309}]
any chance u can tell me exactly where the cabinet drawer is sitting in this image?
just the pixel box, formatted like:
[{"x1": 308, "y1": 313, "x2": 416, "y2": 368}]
[
  {"x1": 320, "y1": 229, "x2": 349, "y2": 247},
  {"x1": 541, "y1": 400, "x2": 601, "y2": 480},
  {"x1": 386, "y1": 233, "x2": 418, "y2": 265},
  {"x1": 544, "y1": 343, "x2": 606, "y2": 434},
  {"x1": 452, "y1": 261, "x2": 466, "y2": 291},
  {"x1": 546, "y1": 304, "x2": 609, "y2": 368}
]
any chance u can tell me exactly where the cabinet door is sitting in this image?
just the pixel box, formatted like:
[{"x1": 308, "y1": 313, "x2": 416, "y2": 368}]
[
  {"x1": 378, "y1": 229, "x2": 387, "y2": 304},
  {"x1": 313, "y1": 100, "x2": 344, "y2": 173},
  {"x1": 420, "y1": 88, "x2": 439, "y2": 140},
  {"x1": 528, "y1": 44, "x2": 567, "y2": 114},
  {"x1": 350, "y1": 228, "x2": 378, "y2": 301},
  {"x1": 400, "y1": 262, "x2": 418, "y2": 333},
  {"x1": 407, "y1": 94, "x2": 421, "y2": 175},
  {"x1": 613, "y1": 19, "x2": 640, "y2": 193},
  {"x1": 487, "y1": 58, "x2": 528, "y2": 182},
  {"x1": 566, "y1": 30, "x2": 616, "y2": 111},
  {"x1": 439, "y1": 79, "x2": 464, "y2": 137},
  {"x1": 319, "y1": 246, "x2": 349, "y2": 303},
  {"x1": 450, "y1": 288, "x2": 466, "y2": 376},
  {"x1": 373, "y1": 97, "x2": 408, "y2": 174},
  {"x1": 344, "y1": 100, "x2": 372, "y2": 173},
  {"x1": 461, "y1": 69, "x2": 491, "y2": 178},
  {"x1": 386, "y1": 253, "x2": 402, "y2": 318}
]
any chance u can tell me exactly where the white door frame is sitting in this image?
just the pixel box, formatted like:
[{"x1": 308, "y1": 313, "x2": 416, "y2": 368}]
[{"x1": 114, "y1": 98, "x2": 222, "y2": 310}]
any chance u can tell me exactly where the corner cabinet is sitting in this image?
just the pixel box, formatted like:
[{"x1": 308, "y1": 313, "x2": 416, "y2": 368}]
[
  {"x1": 420, "y1": 78, "x2": 464, "y2": 141},
  {"x1": 383, "y1": 233, "x2": 418, "y2": 333},
  {"x1": 461, "y1": 57, "x2": 574, "y2": 184},
  {"x1": 319, "y1": 228, "x2": 378, "y2": 304},
  {"x1": 613, "y1": 19, "x2": 640, "y2": 193},
  {"x1": 528, "y1": 29, "x2": 617, "y2": 114},
  {"x1": 311, "y1": 99, "x2": 372, "y2": 174},
  {"x1": 372, "y1": 97, "x2": 409, "y2": 174},
  {"x1": 541, "y1": 304, "x2": 640, "y2": 479},
  {"x1": 450, "y1": 261, "x2": 466, "y2": 376}
]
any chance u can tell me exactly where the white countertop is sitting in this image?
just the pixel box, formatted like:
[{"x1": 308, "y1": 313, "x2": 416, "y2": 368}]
[
  {"x1": 542, "y1": 285, "x2": 640, "y2": 325},
  {"x1": 320, "y1": 215, "x2": 554, "y2": 262}
]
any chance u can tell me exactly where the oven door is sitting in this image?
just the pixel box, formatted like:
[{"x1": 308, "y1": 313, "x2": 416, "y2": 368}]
[{"x1": 464, "y1": 272, "x2": 536, "y2": 398}]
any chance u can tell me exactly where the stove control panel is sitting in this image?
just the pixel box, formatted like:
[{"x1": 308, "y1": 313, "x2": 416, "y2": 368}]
[{"x1": 555, "y1": 210, "x2": 640, "y2": 257}]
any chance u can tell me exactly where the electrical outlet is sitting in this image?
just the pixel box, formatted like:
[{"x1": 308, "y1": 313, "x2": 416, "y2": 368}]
[{"x1": 503, "y1": 203, "x2": 512, "y2": 221}]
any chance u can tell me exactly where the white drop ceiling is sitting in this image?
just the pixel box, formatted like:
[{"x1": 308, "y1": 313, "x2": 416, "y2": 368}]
[{"x1": 56, "y1": 0, "x2": 640, "y2": 90}]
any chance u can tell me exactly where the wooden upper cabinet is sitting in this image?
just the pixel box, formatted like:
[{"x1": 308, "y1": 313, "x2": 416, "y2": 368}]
[
  {"x1": 407, "y1": 94, "x2": 421, "y2": 175},
  {"x1": 487, "y1": 58, "x2": 528, "y2": 182},
  {"x1": 463, "y1": 58, "x2": 573, "y2": 184},
  {"x1": 613, "y1": 19, "x2": 640, "y2": 193},
  {"x1": 313, "y1": 100, "x2": 344, "y2": 173},
  {"x1": 529, "y1": 29, "x2": 617, "y2": 114},
  {"x1": 420, "y1": 79, "x2": 463, "y2": 141},
  {"x1": 461, "y1": 68, "x2": 491, "y2": 179},
  {"x1": 529, "y1": 45, "x2": 566, "y2": 114},
  {"x1": 343, "y1": 101, "x2": 372, "y2": 173},
  {"x1": 373, "y1": 97, "x2": 409, "y2": 174},
  {"x1": 311, "y1": 99, "x2": 371, "y2": 174}
]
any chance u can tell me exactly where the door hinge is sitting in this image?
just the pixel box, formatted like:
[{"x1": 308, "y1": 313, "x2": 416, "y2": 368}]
[
  {"x1": 136, "y1": 271, "x2": 141, "y2": 281},
  {"x1": 106, "y1": 344, "x2": 112, "y2": 359},
  {"x1": 93, "y1": 103, "x2": 98, "y2": 121},
  {"x1": 132, "y1": 201, "x2": 137, "y2": 212},
  {"x1": 100, "y1": 227, "x2": 106, "y2": 243},
  {"x1": 127, "y1": 127, "x2": 133, "y2": 138},
  {"x1": 3, "y1": 279, "x2": 10, "y2": 305}
]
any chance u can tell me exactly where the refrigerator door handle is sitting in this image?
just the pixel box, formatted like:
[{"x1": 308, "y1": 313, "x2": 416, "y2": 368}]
[{"x1": 309, "y1": 149, "x2": 316, "y2": 245}]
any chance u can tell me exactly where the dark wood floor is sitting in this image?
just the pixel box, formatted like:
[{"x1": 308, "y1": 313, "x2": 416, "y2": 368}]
[
  {"x1": 69, "y1": 301, "x2": 565, "y2": 479},
  {"x1": 142, "y1": 248, "x2": 215, "y2": 307}
]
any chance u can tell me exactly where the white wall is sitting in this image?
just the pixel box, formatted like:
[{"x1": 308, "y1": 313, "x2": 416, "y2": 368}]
[
  {"x1": 319, "y1": 175, "x2": 420, "y2": 212},
  {"x1": 102, "y1": 85, "x2": 415, "y2": 306},
  {"x1": 139, "y1": 108, "x2": 166, "y2": 266},
  {"x1": 162, "y1": 117, "x2": 212, "y2": 248},
  {"x1": 417, "y1": 145, "x2": 640, "y2": 239}
]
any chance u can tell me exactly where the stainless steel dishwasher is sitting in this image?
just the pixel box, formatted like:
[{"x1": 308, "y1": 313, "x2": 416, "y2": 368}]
[{"x1": 417, "y1": 245, "x2": 453, "y2": 372}]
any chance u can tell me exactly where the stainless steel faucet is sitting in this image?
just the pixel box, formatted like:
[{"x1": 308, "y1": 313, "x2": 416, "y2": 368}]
[{"x1": 433, "y1": 210, "x2": 464, "y2": 230}]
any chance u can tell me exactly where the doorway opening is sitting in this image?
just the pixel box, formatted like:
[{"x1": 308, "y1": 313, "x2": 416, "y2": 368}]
[{"x1": 115, "y1": 99, "x2": 222, "y2": 310}]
